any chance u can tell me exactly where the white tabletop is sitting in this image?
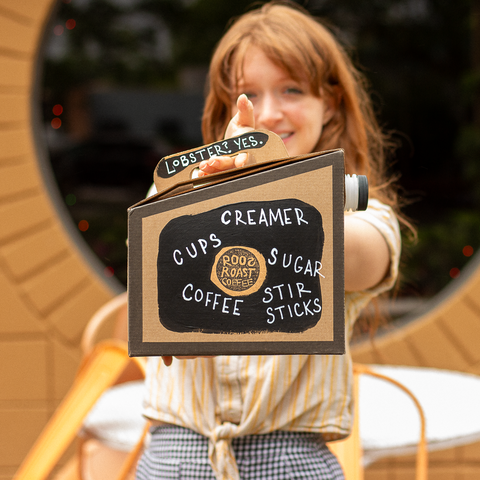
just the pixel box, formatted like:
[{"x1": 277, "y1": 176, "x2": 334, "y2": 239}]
[
  {"x1": 82, "y1": 381, "x2": 147, "y2": 452},
  {"x1": 359, "y1": 365, "x2": 480, "y2": 464}
]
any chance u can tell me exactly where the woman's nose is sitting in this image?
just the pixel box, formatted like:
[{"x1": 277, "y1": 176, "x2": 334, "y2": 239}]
[{"x1": 255, "y1": 95, "x2": 283, "y2": 129}]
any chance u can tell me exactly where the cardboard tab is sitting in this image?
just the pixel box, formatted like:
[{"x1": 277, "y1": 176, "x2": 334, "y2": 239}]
[{"x1": 153, "y1": 130, "x2": 289, "y2": 196}]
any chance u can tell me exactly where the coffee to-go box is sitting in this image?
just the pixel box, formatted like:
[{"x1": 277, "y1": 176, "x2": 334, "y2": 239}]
[{"x1": 127, "y1": 130, "x2": 368, "y2": 357}]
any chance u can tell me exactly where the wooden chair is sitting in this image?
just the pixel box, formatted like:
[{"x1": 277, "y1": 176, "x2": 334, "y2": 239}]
[
  {"x1": 14, "y1": 293, "x2": 148, "y2": 480},
  {"x1": 328, "y1": 364, "x2": 428, "y2": 480}
]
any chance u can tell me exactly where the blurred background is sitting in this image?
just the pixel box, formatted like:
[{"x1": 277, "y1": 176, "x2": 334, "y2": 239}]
[{"x1": 41, "y1": 0, "x2": 480, "y2": 309}]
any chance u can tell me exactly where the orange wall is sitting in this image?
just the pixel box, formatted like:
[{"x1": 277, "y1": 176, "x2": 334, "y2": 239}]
[{"x1": 0, "y1": 1, "x2": 114, "y2": 478}]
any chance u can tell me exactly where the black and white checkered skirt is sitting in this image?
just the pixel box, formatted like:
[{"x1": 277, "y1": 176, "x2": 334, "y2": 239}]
[{"x1": 135, "y1": 424, "x2": 345, "y2": 480}]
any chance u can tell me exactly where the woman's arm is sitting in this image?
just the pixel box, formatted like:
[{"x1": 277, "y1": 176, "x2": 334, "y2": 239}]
[{"x1": 344, "y1": 215, "x2": 390, "y2": 292}]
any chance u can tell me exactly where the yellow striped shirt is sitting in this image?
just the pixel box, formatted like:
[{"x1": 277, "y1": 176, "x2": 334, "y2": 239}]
[{"x1": 142, "y1": 199, "x2": 401, "y2": 480}]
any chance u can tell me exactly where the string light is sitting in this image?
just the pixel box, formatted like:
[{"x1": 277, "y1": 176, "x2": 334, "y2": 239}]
[
  {"x1": 51, "y1": 118, "x2": 62, "y2": 129},
  {"x1": 52, "y1": 104, "x2": 63, "y2": 116},
  {"x1": 104, "y1": 267, "x2": 115, "y2": 278},
  {"x1": 449, "y1": 267, "x2": 460, "y2": 279},
  {"x1": 65, "y1": 193, "x2": 76, "y2": 206},
  {"x1": 463, "y1": 245, "x2": 474, "y2": 257},
  {"x1": 78, "y1": 220, "x2": 89, "y2": 232}
]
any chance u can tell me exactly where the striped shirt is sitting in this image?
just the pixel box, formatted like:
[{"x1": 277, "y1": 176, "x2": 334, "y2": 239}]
[{"x1": 142, "y1": 199, "x2": 401, "y2": 480}]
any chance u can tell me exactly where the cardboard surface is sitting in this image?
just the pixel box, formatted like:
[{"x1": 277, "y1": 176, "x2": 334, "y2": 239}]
[{"x1": 128, "y1": 144, "x2": 345, "y2": 356}]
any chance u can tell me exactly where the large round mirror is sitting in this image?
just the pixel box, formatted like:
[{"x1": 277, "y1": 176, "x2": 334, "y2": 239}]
[{"x1": 42, "y1": 0, "x2": 479, "y2": 313}]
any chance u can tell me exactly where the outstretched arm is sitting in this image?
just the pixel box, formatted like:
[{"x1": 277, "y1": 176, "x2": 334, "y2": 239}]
[
  {"x1": 344, "y1": 216, "x2": 390, "y2": 292},
  {"x1": 161, "y1": 95, "x2": 255, "y2": 367}
]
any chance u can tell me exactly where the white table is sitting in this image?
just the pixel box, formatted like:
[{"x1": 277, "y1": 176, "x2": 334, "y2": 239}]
[
  {"x1": 82, "y1": 366, "x2": 480, "y2": 466},
  {"x1": 359, "y1": 365, "x2": 480, "y2": 465}
]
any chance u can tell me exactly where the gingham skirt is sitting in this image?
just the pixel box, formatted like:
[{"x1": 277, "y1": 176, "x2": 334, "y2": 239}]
[{"x1": 135, "y1": 425, "x2": 345, "y2": 480}]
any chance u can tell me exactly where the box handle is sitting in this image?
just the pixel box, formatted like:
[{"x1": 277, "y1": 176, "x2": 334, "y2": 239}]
[{"x1": 153, "y1": 130, "x2": 288, "y2": 195}]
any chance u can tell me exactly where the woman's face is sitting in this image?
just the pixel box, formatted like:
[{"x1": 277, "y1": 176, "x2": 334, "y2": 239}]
[{"x1": 233, "y1": 46, "x2": 333, "y2": 156}]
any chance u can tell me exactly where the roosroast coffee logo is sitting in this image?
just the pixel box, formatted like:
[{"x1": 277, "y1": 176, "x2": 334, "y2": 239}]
[
  {"x1": 157, "y1": 199, "x2": 325, "y2": 334},
  {"x1": 211, "y1": 246, "x2": 266, "y2": 296}
]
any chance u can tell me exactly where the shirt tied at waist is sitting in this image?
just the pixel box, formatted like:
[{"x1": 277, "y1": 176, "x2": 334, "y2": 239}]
[{"x1": 208, "y1": 422, "x2": 241, "y2": 480}]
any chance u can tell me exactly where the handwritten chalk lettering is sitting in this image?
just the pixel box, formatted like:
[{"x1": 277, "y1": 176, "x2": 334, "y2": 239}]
[
  {"x1": 157, "y1": 132, "x2": 268, "y2": 178},
  {"x1": 220, "y1": 207, "x2": 308, "y2": 227},
  {"x1": 221, "y1": 266, "x2": 256, "y2": 279},
  {"x1": 262, "y1": 282, "x2": 312, "y2": 303},
  {"x1": 232, "y1": 134, "x2": 259, "y2": 150},
  {"x1": 173, "y1": 234, "x2": 222, "y2": 265},
  {"x1": 181, "y1": 284, "x2": 243, "y2": 316},
  {"x1": 221, "y1": 277, "x2": 255, "y2": 289},
  {"x1": 267, "y1": 248, "x2": 324, "y2": 278},
  {"x1": 266, "y1": 297, "x2": 322, "y2": 324}
]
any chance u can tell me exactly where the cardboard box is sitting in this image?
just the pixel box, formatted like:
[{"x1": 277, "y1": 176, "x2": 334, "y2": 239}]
[{"x1": 128, "y1": 131, "x2": 345, "y2": 356}]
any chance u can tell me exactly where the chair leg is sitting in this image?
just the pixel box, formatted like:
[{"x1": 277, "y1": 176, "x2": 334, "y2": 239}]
[
  {"x1": 353, "y1": 364, "x2": 428, "y2": 480},
  {"x1": 14, "y1": 342, "x2": 131, "y2": 480},
  {"x1": 50, "y1": 455, "x2": 81, "y2": 480},
  {"x1": 115, "y1": 421, "x2": 151, "y2": 480},
  {"x1": 327, "y1": 371, "x2": 364, "y2": 480}
]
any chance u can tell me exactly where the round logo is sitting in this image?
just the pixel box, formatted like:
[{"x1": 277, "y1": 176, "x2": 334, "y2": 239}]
[{"x1": 211, "y1": 246, "x2": 266, "y2": 296}]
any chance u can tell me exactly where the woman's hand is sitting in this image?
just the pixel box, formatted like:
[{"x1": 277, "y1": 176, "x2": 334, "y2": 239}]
[
  {"x1": 197, "y1": 94, "x2": 255, "y2": 177},
  {"x1": 224, "y1": 93, "x2": 255, "y2": 138}
]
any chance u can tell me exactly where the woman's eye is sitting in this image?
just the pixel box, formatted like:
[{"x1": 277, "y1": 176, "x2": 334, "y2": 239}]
[
  {"x1": 243, "y1": 92, "x2": 256, "y2": 99},
  {"x1": 285, "y1": 87, "x2": 302, "y2": 95}
]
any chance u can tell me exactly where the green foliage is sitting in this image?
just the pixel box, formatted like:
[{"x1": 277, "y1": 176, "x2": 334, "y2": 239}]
[
  {"x1": 138, "y1": 0, "x2": 255, "y2": 65},
  {"x1": 402, "y1": 208, "x2": 480, "y2": 297},
  {"x1": 45, "y1": 0, "x2": 255, "y2": 92},
  {"x1": 45, "y1": 0, "x2": 176, "y2": 91}
]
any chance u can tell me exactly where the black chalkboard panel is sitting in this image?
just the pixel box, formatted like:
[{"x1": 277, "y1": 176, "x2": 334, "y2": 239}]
[{"x1": 157, "y1": 199, "x2": 324, "y2": 334}]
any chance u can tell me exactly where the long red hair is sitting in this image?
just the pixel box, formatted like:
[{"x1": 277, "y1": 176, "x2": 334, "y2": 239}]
[{"x1": 202, "y1": 1, "x2": 396, "y2": 206}]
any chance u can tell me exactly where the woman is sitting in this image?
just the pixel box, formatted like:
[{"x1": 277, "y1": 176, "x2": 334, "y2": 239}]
[{"x1": 136, "y1": 2, "x2": 402, "y2": 479}]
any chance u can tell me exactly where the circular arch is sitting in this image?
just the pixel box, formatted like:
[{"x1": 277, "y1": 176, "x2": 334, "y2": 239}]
[
  {"x1": 1, "y1": 0, "x2": 479, "y2": 476},
  {"x1": 0, "y1": 0, "x2": 117, "y2": 469}
]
